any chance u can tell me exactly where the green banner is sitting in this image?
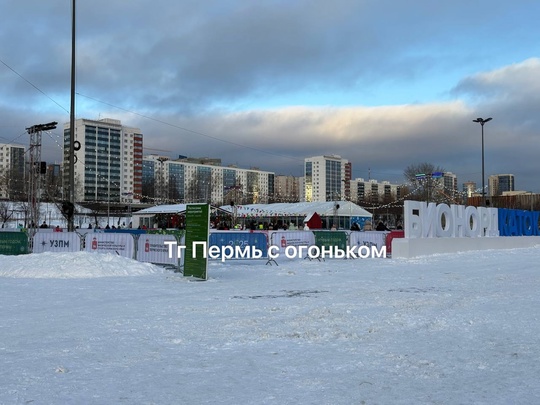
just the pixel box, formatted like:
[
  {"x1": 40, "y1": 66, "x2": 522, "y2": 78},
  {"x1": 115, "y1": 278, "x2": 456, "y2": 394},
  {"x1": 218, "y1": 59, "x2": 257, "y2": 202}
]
[
  {"x1": 147, "y1": 229, "x2": 186, "y2": 239},
  {"x1": 0, "y1": 231, "x2": 29, "y2": 255},
  {"x1": 183, "y1": 204, "x2": 209, "y2": 280},
  {"x1": 312, "y1": 231, "x2": 348, "y2": 251}
]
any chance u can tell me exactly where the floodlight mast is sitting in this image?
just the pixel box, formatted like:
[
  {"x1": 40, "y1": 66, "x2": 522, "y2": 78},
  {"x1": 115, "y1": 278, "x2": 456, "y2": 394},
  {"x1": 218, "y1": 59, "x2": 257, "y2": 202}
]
[
  {"x1": 68, "y1": 0, "x2": 76, "y2": 231},
  {"x1": 26, "y1": 122, "x2": 58, "y2": 235},
  {"x1": 472, "y1": 117, "x2": 493, "y2": 206}
]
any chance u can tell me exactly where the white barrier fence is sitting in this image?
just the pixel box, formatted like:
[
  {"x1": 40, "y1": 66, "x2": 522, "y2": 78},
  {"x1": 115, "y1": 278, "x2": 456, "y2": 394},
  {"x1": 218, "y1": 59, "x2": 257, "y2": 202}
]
[
  {"x1": 349, "y1": 231, "x2": 388, "y2": 251},
  {"x1": 31, "y1": 230, "x2": 392, "y2": 267},
  {"x1": 31, "y1": 232, "x2": 182, "y2": 269},
  {"x1": 84, "y1": 233, "x2": 135, "y2": 258},
  {"x1": 32, "y1": 232, "x2": 81, "y2": 253},
  {"x1": 268, "y1": 231, "x2": 315, "y2": 256},
  {"x1": 136, "y1": 234, "x2": 181, "y2": 267}
]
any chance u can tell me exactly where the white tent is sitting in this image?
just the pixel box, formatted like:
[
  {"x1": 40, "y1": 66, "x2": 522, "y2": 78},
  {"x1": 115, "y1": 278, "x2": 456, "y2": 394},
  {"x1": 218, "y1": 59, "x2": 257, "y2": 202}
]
[
  {"x1": 130, "y1": 201, "x2": 373, "y2": 229},
  {"x1": 220, "y1": 201, "x2": 372, "y2": 218}
]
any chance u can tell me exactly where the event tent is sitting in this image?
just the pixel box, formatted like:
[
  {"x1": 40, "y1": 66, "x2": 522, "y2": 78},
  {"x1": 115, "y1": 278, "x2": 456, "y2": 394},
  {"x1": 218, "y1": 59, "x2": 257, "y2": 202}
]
[
  {"x1": 221, "y1": 201, "x2": 373, "y2": 229},
  {"x1": 131, "y1": 201, "x2": 373, "y2": 229},
  {"x1": 220, "y1": 201, "x2": 372, "y2": 218}
]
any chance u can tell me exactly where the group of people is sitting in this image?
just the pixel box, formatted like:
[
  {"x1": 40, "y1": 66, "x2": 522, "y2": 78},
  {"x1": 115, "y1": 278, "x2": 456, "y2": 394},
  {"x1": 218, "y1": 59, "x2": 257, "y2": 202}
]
[
  {"x1": 39, "y1": 221, "x2": 62, "y2": 232},
  {"x1": 350, "y1": 219, "x2": 403, "y2": 232}
]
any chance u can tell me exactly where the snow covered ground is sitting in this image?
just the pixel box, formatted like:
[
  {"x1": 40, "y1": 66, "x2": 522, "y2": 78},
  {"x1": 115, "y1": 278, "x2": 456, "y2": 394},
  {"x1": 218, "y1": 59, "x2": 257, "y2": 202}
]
[{"x1": 1, "y1": 248, "x2": 540, "y2": 404}]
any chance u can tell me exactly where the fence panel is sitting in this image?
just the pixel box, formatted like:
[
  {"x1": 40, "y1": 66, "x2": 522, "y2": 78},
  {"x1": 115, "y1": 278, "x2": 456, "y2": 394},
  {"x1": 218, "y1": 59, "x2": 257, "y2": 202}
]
[
  {"x1": 33, "y1": 232, "x2": 81, "y2": 253},
  {"x1": 209, "y1": 231, "x2": 268, "y2": 260},
  {"x1": 137, "y1": 234, "x2": 180, "y2": 268},
  {"x1": 0, "y1": 231, "x2": 28, "y2": 255},
  {"x1": 84, "y1": 233, "x2": 135, "y2": 259}
]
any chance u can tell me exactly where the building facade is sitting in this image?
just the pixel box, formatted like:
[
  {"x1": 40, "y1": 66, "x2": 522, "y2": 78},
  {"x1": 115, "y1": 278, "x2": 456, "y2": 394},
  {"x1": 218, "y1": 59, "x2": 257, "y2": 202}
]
[
  {"x1": 442, "y1": 172, "x2": 458, "y2": 200},
  {"x1": 349, "y1": 178, "x2": 401, "y2": 205},
  {"x1": 304, "y1": 155, "x2": 349, "y2": 202},
  {"x1": 0, "y1": 143, "x2": 25, "y2": 200},
  {"x1": 274, "y1": 175, "x2": 300, "y2": 203},
  {"x1": 489, "y1": 174, "x2": 515, "y2": 196},
  {"x1": 142, "y1": 155, "x2": 275, "y2": 205},
  {"x1": 63, "y1": 118, "x2": 143, "y2": 203}
]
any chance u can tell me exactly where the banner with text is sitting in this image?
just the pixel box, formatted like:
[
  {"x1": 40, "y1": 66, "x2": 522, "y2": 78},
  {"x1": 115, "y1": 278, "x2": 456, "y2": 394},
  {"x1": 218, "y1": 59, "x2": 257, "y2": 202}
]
[
  {"x1": 33, "y1": 232, "x2": 81, "y2": 253},
  {"x1": 209, "y1": 231, "x2": 268, "y2": 259},
  {"x1": 84, "y1": 233, "x2": 135, "y2": 258},
  {"x1": 312, "y1": 231, "x2": 348, "y2": 251},
  {"x1": 349, "y1": 231, "x2": 388, "y2": 251},
  {"x1": 269, "y1": 231, "x2": 315, "y2": 256},
  {"x1": 137, "y1": 234, "x2": 180, "y2": 266},
  {"x1": 0, "y1": 231, "x2": 28, "y2": 255},
  {"x1": 184, "y1": 204, "x2": 210, "y2": 280}
]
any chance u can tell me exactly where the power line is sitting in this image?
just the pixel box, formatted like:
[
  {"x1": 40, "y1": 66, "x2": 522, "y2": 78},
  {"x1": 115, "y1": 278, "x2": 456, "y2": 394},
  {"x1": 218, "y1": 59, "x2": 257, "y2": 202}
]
[
  {"x1": 77, "y1": 92, "x2": 304, "y2": 163},
  {"x1": 0, "y1": 131, "x2": 29, "y2": 147},
  {"x1": 0, "y1": 58, "x2": 69, "y2": 114}
]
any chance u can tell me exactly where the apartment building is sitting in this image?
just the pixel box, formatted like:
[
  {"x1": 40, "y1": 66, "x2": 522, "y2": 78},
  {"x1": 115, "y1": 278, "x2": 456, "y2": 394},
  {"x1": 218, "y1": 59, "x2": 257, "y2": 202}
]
[
  {"x1": 304, "y1": 155, "x2": 350, "y2": 202},
  {"x1": 0, "y1": 143, "x2": 25, "y2": 199},
  {"x1": 350, "y1": 178, "x2": 401, "y2": 204},
  {"x1": 63, "y1": 118, "x2": 143, "y2": 203},
  {"x1": 489, "y1": 174, "x2": 515, "y2": 196},
  {"x1": 142, "y1": 155, "x2": 275, "y2": 205}
]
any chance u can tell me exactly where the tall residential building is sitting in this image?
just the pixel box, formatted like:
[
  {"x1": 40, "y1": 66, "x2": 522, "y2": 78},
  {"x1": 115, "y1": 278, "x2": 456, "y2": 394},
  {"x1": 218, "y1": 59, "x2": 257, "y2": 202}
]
[
  {"x1": 63, "y1": 118, "x2": 143, "y2": 203},
  {"x1": 489, "y1": 174, "x2": 515, "y2": 196},
  {"x1": 350, "y1": 178, "x2": 401, "y2": 204},
  {"x1": 123, "y1": 126, "x2": 144, "y2": 201},
  {"x1": 142, "y1": 155, "x2": 275, "y2": 205},
  {"x1": 442, "y1": 172, "x2": 458, "y2": 200},
  {"x1": 0, "y1": 143, "x2": 25, "y2": 199},
  {"x1": 304, "y1": 155, "x2": 349, "y2": 202},
  {"x1": 274, "y1": 175, "x2": 300, "y2": 202},
  {"x1": 344, "y1": 161, "x2": 352, "y2": 199}
]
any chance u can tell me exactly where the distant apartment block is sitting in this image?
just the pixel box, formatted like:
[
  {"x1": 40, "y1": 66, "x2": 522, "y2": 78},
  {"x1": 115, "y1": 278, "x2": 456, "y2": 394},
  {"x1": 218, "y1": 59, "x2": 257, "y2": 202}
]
[
  {"x1": 349, "y1": 178, "x2": 401, "y2": 204},
  {"x1": 304, "y1": 155, "x2": 350, "y2": 202},
  {"x1": 489, "y1": 174, "x2": 515, "y2": 196},
  {"x1": 142, "y1": 155, "x2": 275, "y2": 205},
  {"x1": 442, "y1": 172, "x2": 458, "y2": 200},
  {"x1": 0, "y1": 143, "x2": 25, "y2": 199},
  {"x1": 274, "y1": 175, "x2": 300, "y2": 203}
]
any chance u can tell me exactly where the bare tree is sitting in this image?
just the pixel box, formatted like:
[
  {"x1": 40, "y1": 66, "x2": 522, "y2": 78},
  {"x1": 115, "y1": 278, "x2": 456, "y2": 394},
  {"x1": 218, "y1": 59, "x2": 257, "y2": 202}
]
[
  {"x1": 403, "y1": 162, "x2": 446, "y2": 202},
  {"x1": 0, "y1": 201, "x2": 14, "y2": 228},
  {"x1": 16, "y1": 201, "x2": 30, "y2": 227}
]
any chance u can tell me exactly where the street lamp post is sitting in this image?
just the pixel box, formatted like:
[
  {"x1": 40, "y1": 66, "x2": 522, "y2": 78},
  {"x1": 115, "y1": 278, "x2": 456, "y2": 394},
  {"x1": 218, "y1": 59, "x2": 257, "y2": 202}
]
[{"x1": 473, "y1": 117, "x2": 492, "y2": 206}]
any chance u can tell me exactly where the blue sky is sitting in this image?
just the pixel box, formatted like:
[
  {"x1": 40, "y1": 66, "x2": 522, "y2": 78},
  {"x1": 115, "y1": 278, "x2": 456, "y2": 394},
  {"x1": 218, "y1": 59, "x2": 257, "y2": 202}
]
[{"x1": 2, "y1": 0, "x2": 540, "y2": 192}]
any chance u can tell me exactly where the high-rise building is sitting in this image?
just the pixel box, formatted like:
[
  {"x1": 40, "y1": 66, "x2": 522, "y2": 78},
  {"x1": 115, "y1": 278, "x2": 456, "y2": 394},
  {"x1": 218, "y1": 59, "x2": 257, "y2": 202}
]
[
  {"x1": 142, "y1": 155, "x2": 275, "y2": 205},
  {"x1": 63, "y1": 118, "x2": 143, "y2": 203},
  {"x1": 304, "y1": 155, "x2": 349, "y2": 202},
  {"x1": 489, "y1": 174, "x2": 515, "y2": 196},
  {"x1": 0, "y1": 143, "x2": 25, "y2": 200}
]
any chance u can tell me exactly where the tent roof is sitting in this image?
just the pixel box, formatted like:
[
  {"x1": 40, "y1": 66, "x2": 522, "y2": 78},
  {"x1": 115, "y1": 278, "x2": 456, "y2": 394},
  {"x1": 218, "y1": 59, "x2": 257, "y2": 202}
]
[
  {"x1": 132, "y1": 201, "x2": 373, "y2": 218},
  {"x1": 132, "y1": 204, "x2": 188, "y2": 215},
  {"x1": 220, "y1": 201, "x2": 372, "y2": 218}
]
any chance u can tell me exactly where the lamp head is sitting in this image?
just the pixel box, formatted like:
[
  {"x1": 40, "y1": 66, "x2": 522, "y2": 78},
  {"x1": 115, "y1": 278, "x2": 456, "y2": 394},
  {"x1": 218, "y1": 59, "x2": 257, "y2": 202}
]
[{"x1": 473, "y1": 117, "x2": 493, "y2": 124}]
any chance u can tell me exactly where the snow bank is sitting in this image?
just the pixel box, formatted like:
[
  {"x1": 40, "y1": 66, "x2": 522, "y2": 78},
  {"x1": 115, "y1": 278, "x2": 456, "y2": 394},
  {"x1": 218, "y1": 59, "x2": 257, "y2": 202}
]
[{"x1": 0, "y1": 251, "x2": 164, "y2": 278}]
